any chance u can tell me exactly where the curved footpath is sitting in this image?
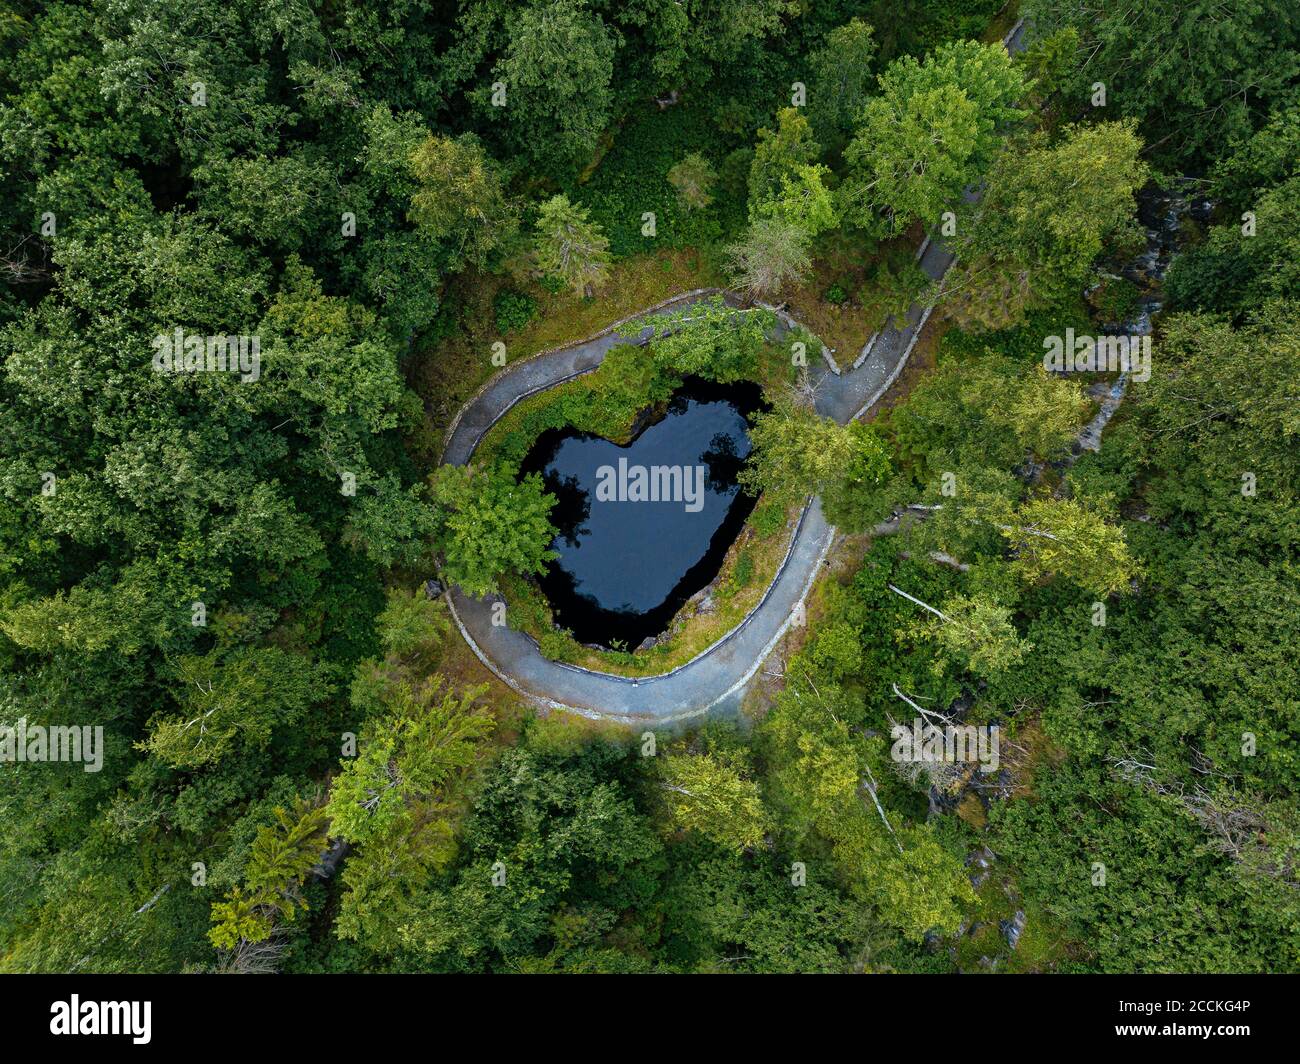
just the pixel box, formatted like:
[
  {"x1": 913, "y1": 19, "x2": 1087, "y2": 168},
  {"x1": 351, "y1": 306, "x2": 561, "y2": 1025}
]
[
  {"x1": 441, "y1": 20, "x2": 1027, "y2": 725},
  {"x1": 443, "y1": 245, "x2": 946, "y2": 725}
]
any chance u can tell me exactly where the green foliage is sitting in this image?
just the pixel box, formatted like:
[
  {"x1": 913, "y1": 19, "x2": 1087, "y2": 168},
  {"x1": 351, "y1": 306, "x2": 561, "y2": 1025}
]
[
  {"x1": 331, "y1": 678, "x2": 493, "y2": 849},
  {"x1": 1133, "y1": 304, "x2": 1299, "y2": 533},
  {"x1": 1166, "y1": 175, "x2": 1300, "y2": 313},
  {"x1": 369, "y1": 588, "x2": 449, "y2": 672},
  {"x1": 1015, "y1": 26, "x2": 1081, "y2": 111},
  {"x1": 1000, "y1": 495, "x2": 1136, "y2": 596},
  {"x1": 858, "y1": 254, "x2": 934, "y2": 325},
  {"x1": 342, "y1": 475, "x2": 438, "y2": 571},
  {"x1": 750, "y1": 499, "x2": 787, "y2": 538},
  {"x1": 740, "y1": 401, "x2": 892, "y2": 513},
  {"x1": 483, "y1": 0, "x2": 616, "y2": 177},
  {"x1": 532, "y1": 194, "x2": 612, "y2": 296},
  {"x1": 842, "y1": 39, "x2": 1026, "y2": 235},
  {"x1": 1207, "y1": 89, "x2": 1300, "y2": 214},
  {"x1": 142, "y1": 647, "x2": 329, "y2": 770},
  {"x1": 724, "y1": 217, "x2": 813, "y2": 299},
  {"x1": 947, "y1": 122, "x2": 1149, "y2": 329},
  {"x1": 386, "y1": 734, "x2": 665, "y2": 970},
  {"x1": 1089, "y1": 275, "x2": 1141, "y2": 324},
  {"x1": 893, "y1": 354, "x2": 1090, "y2": 479},
  {"x1": 486, "y1": 343, "x2": 681, "y2": 469},
  {"x1": 210, "y1": 799, "x2": 329, "y2": 951},
  {"x1": 628, "y1": 296, "x2": 774, "y2": 383},
  {"x1": 431, "y1": 464, "x2": 557, "y2": 598},
  {"x1": 328, "y1": 677, "x2": 494, "y2": 948},
  {"x1": 209, "y1": 891, "x2": 273, "y2": 952},
  {"x1": 659, "y1": 746, "x2": 769, "y2": 853},
  {"x1": 920, "y1": 593, "x2": 1032, "y2": 678},
  {"x1": 992, "y1": 763, "x2": 1300, "y2": 971},
  {"x1": 3, "y1": 0, "x2": 1295, "y2": 979},
  {"x1": 493, "y1": 289, "x2": 538, "y2": 334},
  {"x1": 730, "y1": 550, "x2": 755, "y2": 589},
  {"x1": 655, "y1": 844, "x2": 869, "y2": 973},
  {"x1": 806, "y1": 18, "x2": 878, "y2": 151},
  {"x1": 747, "y1": 107, "x2": 821, "y2": 219},
  {"x1": 807, "y1": 619, "x2": 864, "y2": 680},
  {"x1": 754, "y1": 163, "x2": 839, "y2": 237},
  {"x1": 667, "y1": 153, "x2": 718, "y2": 212},
  {"x1": 572, "y1": 101, "x2": 736, "y2": 257},
  {"x1": 863, "y1": 0, "x2": 1007, "y2": 63},
  {"x1": 409, "y1": 133, "x2": 517, "y2": 267},
  {"x1": 759, "y1": 668, "x2": 975, "y2": 940},
  {"x1": 1025, "y1": 0, "x2": 1300, "y2": 166}
]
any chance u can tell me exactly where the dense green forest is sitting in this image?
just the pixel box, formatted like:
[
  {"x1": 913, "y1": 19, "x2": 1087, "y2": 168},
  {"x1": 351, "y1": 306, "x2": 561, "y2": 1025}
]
[{"x1": 1, "y1": 0, "x2": 1297, "y2": 975}]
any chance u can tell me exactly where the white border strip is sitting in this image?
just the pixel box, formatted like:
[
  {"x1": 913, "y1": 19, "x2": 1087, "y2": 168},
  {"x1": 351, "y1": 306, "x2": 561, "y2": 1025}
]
[{"x1": 850, "y1": 301, "x2": 937, "y2": 423}]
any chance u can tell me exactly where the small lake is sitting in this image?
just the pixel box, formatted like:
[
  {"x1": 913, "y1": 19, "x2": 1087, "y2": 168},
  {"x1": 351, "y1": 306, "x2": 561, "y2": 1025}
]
[{"x1": 518, "y1": 377, "x2": 764, "y2": 649}]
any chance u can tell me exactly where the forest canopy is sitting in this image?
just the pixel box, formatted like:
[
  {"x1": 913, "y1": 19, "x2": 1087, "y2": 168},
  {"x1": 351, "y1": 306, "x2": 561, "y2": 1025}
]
[{"x1": 1, "y1": 0, "x2": 1297, "y2": 979}]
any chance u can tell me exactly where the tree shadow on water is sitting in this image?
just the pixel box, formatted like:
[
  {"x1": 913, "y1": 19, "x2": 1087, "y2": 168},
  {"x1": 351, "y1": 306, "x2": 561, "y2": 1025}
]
[
  {"x1": 543, "y1": 471, "x2": 591, "y2": 549},
  {"x1": 701, "y1": 431, "x2": 746, "y2": 496}
]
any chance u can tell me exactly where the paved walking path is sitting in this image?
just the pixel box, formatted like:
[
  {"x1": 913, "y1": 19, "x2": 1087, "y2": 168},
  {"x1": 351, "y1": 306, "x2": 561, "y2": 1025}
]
[
  {"x1": 440, "y1": 20, "x2": 1027, "y2": 725},
  {"x1": 442, "y1": 261, "x2": 942, "y2": 724}
]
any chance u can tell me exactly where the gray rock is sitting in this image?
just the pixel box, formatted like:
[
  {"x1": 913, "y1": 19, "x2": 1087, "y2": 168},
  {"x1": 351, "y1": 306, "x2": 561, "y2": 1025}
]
[{"x1": 1000, "y1": 909, "x2": 1027, "y2": 950}]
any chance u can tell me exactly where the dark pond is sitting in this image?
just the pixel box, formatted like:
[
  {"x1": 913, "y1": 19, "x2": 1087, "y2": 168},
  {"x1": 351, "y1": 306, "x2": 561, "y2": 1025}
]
[{"x1": 518, "y1": 376, "x2": 765, "y2": 650}]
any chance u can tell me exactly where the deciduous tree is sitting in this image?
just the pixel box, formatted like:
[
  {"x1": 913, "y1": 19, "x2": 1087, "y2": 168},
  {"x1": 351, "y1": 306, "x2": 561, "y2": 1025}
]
[{"x1": 431, "y1": 464, "x2": 557, "y2": 597}]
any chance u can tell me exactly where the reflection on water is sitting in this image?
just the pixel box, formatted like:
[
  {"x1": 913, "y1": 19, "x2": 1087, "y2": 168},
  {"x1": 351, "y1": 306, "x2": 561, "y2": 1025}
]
[{"x1": 518, "y1": 376, "x2": 765, "y2": 649}]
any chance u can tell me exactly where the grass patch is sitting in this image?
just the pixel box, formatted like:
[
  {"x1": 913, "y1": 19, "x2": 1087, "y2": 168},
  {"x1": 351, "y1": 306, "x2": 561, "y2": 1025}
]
[
  {"x1": 408, "y1": 247, "x2": 726, "y2": 468},
  {"x1": 953, "y1": 871, "x2": 1076, "y2": 974},
  {"x1": 476, "y1": 342, "x2": 681, "y2": 469},
  {"x1": 782, "y1": 227, "x2": 922, "y2": 367}
]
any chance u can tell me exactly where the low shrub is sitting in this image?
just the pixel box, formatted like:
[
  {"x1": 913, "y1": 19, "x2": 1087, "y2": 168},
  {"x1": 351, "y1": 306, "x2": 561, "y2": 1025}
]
[
  {"x1": 750, "y1": 499, "x2": 787, "y2": 538},
  {"x1": 494, "y1": 288, "x2": 538, "y2": 333},
  {"x1": 824, "y1": 280, "x2": 850, "y2": 305}
]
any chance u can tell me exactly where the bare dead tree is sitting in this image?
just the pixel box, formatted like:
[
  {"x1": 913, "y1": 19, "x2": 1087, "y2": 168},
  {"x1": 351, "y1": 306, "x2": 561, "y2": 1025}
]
[
  {"x1": 887, "y1": 583, "x2": 949, "y2": 621},
  {"x1": 1108, "y1": 754, "x2": 1299, "y2": 890},
  {"x1": 860, "y1": 762, "x2": 904, "y2": 853},
  {"x1": 215, "y1": 930, "x2": 289, "y2": 975},
  {"x1": 3, "y1": 234, "x2": 51, "y2": 284}
]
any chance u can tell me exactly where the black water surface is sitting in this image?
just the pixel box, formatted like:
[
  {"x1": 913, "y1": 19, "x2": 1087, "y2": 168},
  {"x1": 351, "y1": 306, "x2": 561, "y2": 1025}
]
[{"x1": 518, "y1": 377, "x2": 765, "y2": 649}]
